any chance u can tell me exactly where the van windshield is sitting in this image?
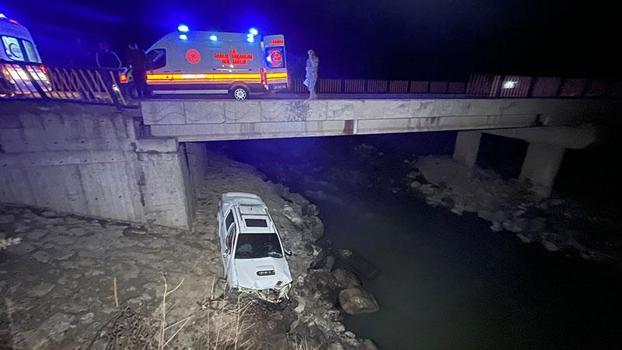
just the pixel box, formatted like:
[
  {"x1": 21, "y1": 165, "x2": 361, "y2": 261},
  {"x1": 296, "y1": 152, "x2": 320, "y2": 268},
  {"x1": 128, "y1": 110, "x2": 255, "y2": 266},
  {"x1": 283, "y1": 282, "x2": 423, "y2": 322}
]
[{"x1": 235, "y1": 233, "x2": 283, "y2": 259}]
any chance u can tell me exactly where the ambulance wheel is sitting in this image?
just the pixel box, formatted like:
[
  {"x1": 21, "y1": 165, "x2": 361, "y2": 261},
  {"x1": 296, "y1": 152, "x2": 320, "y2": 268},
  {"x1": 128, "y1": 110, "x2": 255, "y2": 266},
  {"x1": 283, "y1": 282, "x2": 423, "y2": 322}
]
[{"x1": 231, "y1": 87, "x2": 249, "y2": 101}]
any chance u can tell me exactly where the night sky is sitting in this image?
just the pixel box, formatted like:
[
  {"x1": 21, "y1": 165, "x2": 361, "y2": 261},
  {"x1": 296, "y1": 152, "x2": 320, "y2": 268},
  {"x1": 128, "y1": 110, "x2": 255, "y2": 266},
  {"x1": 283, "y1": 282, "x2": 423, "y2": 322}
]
[{"x1": 2, "y1": 0, "x2": 619, "y2": 80}]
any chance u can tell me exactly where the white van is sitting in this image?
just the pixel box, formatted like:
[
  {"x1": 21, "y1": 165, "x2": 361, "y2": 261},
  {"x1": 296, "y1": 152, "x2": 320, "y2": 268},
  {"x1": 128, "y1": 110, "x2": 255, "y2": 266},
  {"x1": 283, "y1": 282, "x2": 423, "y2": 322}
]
[
  {"x1": 217, "y1": 192, "x2": 292, "y2": 302},
  {"x1": 0, "y1": 14, "x2": 49, "y2": 96},
  {"x1": 144, "y1": 29, "x2": 288, "y2": 100}
]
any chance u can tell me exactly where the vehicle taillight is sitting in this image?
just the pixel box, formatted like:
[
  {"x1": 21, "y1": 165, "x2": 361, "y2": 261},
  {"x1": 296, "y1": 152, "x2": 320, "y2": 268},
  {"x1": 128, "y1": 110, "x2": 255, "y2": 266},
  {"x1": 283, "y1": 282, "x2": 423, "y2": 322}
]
[
  {"x1": 119, "y1": 73, "x2": 128, "y2": 84},
  {"x1": 39, "y1": 65, "x2": 48, "y2": 74}
]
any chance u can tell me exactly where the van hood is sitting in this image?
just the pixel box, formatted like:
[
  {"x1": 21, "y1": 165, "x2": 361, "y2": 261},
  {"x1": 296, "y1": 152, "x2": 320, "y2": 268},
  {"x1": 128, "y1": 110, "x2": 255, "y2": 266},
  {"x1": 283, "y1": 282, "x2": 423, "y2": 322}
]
[{"x1": 233, "y1": 257, "x2": 292, "y2": 290}]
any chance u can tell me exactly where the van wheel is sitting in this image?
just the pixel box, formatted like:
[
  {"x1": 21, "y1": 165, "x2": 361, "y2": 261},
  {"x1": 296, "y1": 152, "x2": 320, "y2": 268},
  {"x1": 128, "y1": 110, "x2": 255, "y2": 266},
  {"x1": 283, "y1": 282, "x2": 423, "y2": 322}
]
[{"x1": 231, "y1": 87, "x2": 249, "y2": 101}]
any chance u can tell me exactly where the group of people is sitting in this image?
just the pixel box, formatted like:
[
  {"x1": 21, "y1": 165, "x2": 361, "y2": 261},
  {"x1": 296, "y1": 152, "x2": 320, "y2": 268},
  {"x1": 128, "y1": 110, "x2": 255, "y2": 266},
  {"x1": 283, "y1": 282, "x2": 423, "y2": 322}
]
[{"x1": 68, "y1": 39, "x2": 149, "y2": 97}]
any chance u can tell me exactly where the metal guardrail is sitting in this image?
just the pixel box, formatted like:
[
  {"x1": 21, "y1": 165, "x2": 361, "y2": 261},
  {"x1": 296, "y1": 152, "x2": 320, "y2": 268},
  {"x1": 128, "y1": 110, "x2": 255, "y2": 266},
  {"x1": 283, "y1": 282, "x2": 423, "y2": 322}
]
[
  {"x1": 1, "y1": 61, "x2": 137, "y2": 108},
  {"x1": 293, "y1": 74, "x2": 621, "y2": 98},
  {"x1": 2, "y1": 62, "x2": 620, "y2": 104}
]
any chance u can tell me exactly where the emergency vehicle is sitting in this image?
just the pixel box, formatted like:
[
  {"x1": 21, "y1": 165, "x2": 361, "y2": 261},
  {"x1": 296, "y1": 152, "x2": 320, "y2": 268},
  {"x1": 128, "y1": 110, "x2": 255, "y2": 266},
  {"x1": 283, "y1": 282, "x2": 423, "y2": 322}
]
[
  {"x1": 0, "y1": 13, "x2": 49, "y2": 96},
  {"x1": 144, "y1": 27, "x2": 288, "y2": 100}
]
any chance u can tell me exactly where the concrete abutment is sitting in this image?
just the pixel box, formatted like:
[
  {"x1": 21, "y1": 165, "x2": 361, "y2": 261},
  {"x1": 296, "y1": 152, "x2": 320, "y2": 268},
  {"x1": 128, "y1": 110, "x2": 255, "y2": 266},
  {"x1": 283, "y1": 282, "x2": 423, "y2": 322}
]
[{"x1": 0, "y1": 101, "x2": 197, "y2": 229}]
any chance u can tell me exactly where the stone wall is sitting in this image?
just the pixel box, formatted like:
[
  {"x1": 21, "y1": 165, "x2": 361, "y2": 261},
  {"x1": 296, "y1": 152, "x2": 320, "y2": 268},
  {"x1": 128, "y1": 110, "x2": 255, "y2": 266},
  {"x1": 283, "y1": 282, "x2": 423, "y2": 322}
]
[{"x1": 0, "y1": 101, "x2": 193, "y2": 228}]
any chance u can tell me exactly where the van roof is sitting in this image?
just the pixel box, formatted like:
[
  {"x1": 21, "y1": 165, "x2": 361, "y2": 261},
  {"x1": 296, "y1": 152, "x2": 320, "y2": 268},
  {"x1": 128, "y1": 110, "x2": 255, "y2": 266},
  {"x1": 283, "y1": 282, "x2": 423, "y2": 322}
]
[{"x1": 148, "y1": 31, "x2": 260, "y2": 51}]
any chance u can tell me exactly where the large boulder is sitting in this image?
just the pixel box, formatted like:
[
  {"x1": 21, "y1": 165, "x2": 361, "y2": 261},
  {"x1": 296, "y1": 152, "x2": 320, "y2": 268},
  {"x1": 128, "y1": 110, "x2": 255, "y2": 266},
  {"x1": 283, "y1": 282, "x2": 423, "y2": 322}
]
[
  {"x1": 332, "y1": 268, "x2": 361, "y2": 289},
  {"x1": 338, "y1": 288, "x2": 379, "y2": 315}
]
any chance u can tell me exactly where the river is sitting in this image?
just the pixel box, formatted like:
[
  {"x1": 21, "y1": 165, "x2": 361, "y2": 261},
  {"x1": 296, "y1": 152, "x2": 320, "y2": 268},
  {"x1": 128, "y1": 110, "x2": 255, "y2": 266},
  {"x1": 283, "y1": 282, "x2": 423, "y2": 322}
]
[{"x1": 214, "y1": 133, "x2": 622, "y2": 349}]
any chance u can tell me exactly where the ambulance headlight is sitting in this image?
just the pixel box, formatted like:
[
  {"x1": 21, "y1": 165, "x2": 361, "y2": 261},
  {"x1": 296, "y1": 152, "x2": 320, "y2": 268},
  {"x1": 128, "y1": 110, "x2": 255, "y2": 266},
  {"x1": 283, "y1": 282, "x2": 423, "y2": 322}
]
[
  {"x1": 246, "y1": 34, "x2": 255, "y2": 43},
  {"x1": 209, "y1": 34, "x2": 218, "y2": 41},
  {"x1": 178, "y1": 34, "x2": 188, "y2": 40},
  {"x1": 249, "y1": 27, "x2": 258, "y2": 35},
  {"x1": 177, "y1": 24, "x2": 189, "y2": 33}
]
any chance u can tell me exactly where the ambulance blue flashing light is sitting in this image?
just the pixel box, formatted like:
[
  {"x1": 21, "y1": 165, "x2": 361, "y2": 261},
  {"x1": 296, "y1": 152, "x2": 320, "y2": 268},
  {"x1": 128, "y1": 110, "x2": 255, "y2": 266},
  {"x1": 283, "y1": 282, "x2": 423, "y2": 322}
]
[
  {"x1": 209, "y1": 34, "x2": 218, "y2": 41},
  {"x1": 178, "y1": 34, "x2": 188, "y2": 40},
  {"x1": 249, "y1": 28, "x2": 258, "y2": 36},
  {"x1": 177, "y1": 24, "x2": 189, "y2": 33}
]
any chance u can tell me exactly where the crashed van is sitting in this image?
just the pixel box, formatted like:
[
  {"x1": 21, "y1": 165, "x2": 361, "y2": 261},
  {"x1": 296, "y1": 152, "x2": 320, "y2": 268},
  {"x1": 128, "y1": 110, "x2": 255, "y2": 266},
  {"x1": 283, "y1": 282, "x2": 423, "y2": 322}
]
[{"x1": 217, "y1": 192, "x2": 292, "y2": 302}]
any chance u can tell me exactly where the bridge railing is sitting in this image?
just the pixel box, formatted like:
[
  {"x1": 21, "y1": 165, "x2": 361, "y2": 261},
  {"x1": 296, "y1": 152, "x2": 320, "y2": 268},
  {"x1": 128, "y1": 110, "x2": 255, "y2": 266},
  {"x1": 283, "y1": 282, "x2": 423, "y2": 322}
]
[
  {"x1": 293, "y1": 75, "x2": 621, "y2": 98},
  {"x1": 0, "y1": 61, "x2": 137, "y2": 108}
]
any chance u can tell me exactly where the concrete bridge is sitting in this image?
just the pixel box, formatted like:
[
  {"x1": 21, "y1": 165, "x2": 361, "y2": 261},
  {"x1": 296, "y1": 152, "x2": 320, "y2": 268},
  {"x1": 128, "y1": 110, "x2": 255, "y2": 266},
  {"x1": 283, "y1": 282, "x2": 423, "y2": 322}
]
[{"x1": 1, "y1": 97, "x2": 620, "y2": 229}]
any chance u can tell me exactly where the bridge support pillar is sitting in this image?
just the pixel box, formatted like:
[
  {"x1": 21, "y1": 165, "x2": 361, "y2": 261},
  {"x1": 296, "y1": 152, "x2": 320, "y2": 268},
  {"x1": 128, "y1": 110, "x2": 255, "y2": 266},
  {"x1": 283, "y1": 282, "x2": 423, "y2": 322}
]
[
  {"x1": 453, "y1": 131, "x2": 482, "y2": 168},
  {"x1": 519, "y1": 142, "x2": 566, "y2": 197}
]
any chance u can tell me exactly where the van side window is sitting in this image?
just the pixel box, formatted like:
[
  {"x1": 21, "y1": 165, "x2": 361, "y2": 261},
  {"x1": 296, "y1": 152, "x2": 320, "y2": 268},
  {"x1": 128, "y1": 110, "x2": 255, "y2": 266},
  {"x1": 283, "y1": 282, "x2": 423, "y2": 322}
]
[
  {"x1": 225, "y1": 211, "x2": 235, "y2": 230},
  {"x1": 146, "y1": 49, "x2": 166, "y2": 70},
  {"x1": 22, "y1": 40, "x2": 39, "y2": 63},
  {"x1": 2, "y1": 36, "x2": 24, "y2": 61}
]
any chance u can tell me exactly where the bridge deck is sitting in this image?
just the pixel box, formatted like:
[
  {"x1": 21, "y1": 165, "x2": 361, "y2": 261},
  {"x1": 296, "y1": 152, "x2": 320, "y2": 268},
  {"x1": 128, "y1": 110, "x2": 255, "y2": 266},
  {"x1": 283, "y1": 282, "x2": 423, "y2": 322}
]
[{"x1": 141, "y1": 98, "x2": 616, "y2": 142}]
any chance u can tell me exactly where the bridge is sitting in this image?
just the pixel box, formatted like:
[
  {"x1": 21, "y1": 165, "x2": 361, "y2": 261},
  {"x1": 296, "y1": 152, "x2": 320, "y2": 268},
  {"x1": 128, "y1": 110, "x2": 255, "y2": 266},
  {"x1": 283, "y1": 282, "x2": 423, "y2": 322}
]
[{"x1": 1, "y1": 67, "x2": 621, "y2": 229}]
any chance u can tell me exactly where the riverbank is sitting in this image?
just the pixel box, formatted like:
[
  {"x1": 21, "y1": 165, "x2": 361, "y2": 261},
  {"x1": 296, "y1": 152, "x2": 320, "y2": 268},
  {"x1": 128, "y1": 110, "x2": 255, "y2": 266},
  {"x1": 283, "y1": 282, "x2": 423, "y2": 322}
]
[
  {"x1": 405, "y1": 155, "x2": 622, "y2": 263},
  {"x1": 1, "y1": 152, "x2": 376, "y2": 349}
]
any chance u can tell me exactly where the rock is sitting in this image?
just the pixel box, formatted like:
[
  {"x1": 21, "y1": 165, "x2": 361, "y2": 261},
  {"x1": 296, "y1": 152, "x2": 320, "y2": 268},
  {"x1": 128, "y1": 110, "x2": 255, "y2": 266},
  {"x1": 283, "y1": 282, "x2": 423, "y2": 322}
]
[
  {"x1": 410, "y1": 181, "x2": 422, "y2": 189},
  {"x1": 503, "y1": 218, "x2": 528, "y2": 233},
  {"x1": 490, "y1": 222, "x2": 503, "y2": 232},
  {"x1": 344, "y1": 331, "x2": 356, "y2": 338},
  {"x1": 338, "y1": 288, "x2": 379, "y2": 315},
  {"x1": 333, "y1": 322, "x2": 346, "y2": 333},
  {"x1": 65, "y1": 227, "x2": 87, "y2": 236},
  {"x1": 283, "y1": 205, "x2": 304, "y2": 227},
  {"x1": 0, "y1": 214, "x2": 16, "y2": 224},
  {"x1": 332, "y1": 268, "x2": 361, "y2": 289},
  {"x1": 516, "y1": 232, "x2": 535, "y2": 243},
  {"x1": 28, "y1": 282, "x2": 56, "y2": 297},
  {"x1": 40, "y1": 210, "x2": 59, "y2": 218},
  {"x1": 32, "y1": 250, "x2": 52, "y2": 264},
  {"x1": 79, "y1": 312, "x2": 94, "y2": 324},
  {"x1": 362, "y1": 339, "x2": 379, "y2": 350},
  {"x1": 293, "y1": 296, "x2": 306, "y2": 314},
  {"x1": 38, "y1": 312, "x2": 75, "y2": 342},
  {"x1": 304, "y1": 216, "x2": 325, "y2": 241},
  {"x1": 542, "y1": 241, "x2": 559, "y2": 252},
  {"x1": 327, "y1": 342, "x2": 345, "y2": 350},
  {"x1": 406, "y1": 170, "x2": 419, "y2": 180},
  {"x1": 27, "y1": 229, "x2": 49, "y2": 241}
]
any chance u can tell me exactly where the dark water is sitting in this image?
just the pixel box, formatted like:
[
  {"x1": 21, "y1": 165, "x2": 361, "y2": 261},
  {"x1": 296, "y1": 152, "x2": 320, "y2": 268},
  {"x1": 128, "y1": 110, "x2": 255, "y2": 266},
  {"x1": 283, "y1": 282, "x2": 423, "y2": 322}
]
[{"x1": 213, "y1": 134, "x2": 622, "y2": 349}]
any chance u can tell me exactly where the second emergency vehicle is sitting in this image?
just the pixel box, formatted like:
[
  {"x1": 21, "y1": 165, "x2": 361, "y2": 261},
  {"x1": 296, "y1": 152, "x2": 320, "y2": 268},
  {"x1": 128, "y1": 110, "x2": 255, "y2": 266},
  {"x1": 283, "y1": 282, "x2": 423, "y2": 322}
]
[
  {"x1": 0, "y1": 13, "x2": 49, "y2": 96},
  {"x1": 144, "y1": 27, "x2": 288, "y2": 100}
]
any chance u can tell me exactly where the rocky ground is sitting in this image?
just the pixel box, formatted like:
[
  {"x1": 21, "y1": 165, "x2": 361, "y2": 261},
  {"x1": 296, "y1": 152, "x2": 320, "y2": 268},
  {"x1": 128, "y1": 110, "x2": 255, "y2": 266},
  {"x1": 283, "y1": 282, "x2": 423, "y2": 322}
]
[
  {"x1": 0, "y1": 153, "x2": 378, "y2": 349},
  {"x1": 402, "y1": 155, "x2": 622, "y2": 264}
]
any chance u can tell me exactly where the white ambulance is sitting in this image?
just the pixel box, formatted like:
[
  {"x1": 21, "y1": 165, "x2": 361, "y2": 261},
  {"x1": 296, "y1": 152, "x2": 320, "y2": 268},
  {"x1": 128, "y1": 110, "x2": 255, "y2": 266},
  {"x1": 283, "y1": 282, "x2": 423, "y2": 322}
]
[
  {"x1": 0, "y1": 14, "x2": 49, "y2": 96},
  {"x1": 144, "y1": 27, "x2": 288, "y2": 100}
]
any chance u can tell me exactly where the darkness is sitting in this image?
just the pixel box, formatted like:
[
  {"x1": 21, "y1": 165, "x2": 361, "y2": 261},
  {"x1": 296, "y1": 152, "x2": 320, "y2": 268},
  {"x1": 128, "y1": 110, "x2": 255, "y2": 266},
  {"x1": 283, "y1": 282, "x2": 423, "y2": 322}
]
[{"x1": 2, "y1": 0, "x2": 620, "y2": 79}]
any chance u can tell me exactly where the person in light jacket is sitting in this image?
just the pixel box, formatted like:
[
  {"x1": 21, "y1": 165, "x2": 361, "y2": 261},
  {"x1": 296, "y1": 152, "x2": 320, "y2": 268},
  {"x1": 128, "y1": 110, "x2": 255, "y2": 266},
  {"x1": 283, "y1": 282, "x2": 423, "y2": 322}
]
[{"x1": 304, "y1": 49, "x2": 319, "y2": 99}]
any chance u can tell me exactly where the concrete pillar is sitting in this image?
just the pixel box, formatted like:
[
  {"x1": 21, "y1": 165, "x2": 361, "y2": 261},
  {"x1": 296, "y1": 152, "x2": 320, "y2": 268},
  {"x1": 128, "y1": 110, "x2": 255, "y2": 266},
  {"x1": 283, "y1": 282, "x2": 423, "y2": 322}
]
[
  {"x1": 519, "y1": 143, "x2": 566, "y2": 197},
  {"x1": 453, "y1": 131, "x2": 482, "y2": 168}
]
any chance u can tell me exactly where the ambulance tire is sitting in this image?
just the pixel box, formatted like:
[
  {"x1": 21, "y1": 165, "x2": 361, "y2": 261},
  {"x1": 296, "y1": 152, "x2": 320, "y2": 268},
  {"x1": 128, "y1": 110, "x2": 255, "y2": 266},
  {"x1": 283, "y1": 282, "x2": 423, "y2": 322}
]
[{"x1": 231, "y1": 86, "x2": 249, "y2": 101}]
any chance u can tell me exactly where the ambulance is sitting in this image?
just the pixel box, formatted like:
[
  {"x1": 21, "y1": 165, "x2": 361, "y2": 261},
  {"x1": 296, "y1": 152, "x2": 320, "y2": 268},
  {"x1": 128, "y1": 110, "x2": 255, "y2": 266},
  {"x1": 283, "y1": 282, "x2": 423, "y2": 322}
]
[
  {"x1": 144, "y1": 27, "x2": 288, "y2": 100},
  {"x1": 0, "y1": 13, "x2": 49, "y2": 96}
]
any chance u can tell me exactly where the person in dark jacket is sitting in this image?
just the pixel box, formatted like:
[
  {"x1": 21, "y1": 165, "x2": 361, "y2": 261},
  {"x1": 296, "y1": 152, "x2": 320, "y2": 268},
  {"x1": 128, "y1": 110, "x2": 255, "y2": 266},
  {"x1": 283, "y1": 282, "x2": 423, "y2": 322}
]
[
  {"x1": 126, "y1": 43, "x2": 148, "y2": 98},
  {"x1": 96, "y1": 41, "x2": 121, "y2": 69}
]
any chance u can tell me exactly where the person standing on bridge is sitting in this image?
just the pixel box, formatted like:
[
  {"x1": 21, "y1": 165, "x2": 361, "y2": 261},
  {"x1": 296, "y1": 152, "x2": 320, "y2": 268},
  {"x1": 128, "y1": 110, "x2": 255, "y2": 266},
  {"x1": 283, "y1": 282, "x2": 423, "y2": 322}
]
[{"x1": 304, "y1": 49, "x2": 319, "y2": 100}]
